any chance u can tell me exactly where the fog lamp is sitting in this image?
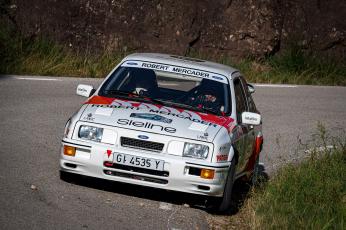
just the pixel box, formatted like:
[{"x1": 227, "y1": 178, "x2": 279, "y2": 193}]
[
  {"x1": 64, "y1": 145, "x2": 76, "y2": 156},
  {"x1": 200, "y1": 169, "x2": 215, "y2": 179}
]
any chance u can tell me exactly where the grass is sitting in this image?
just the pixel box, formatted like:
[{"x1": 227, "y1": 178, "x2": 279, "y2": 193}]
[
  {"x1": 0, "y1": 22, "x2": 126, "y2": 77},
  {"x1": 232, "y1": 49, "x2": 346, "y2": 86},
  {"x1": 236, "y1": 128, "x2": 346, "y2": 229},
  {"x1": 1, "y1": 22, "x2": 345, "y2": 85}
]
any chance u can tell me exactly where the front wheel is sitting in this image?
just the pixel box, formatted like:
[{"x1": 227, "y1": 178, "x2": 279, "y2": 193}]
[
  {"x1": 60, "y1": 171, "x2": 76, "y2": 183},
  {"x1": 207, "y1": 159, "x2": 236, "y2": 213}
]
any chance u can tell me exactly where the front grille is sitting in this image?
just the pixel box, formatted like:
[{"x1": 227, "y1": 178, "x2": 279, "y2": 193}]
[{"x1": 120, "y1": 137, "x2": 164, "y2": 152}]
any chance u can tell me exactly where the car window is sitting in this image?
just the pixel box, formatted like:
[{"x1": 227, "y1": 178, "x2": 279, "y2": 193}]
[
  {"x1": 240, "y1": 76, "x2": 256, "y2": 112},
  {"x1": 233, "y1": 78, "x2": 248, "y2": 122},
  {"x1": 99, "y1": 66, "x2": 231, "y2": 116}
]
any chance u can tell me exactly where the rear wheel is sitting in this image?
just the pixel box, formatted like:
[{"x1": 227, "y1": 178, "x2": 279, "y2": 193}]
[{"x1": 251, "y1": 155, "x2": 260, "y2": 186}]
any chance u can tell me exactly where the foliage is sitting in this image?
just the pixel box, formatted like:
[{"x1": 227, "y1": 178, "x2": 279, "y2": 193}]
[
  {"x1": 240, "y1": 128, "x2": 346, "y2": 229},
  {"x1": 1, "y1": 23, "x2": 345, "y2": 85}
]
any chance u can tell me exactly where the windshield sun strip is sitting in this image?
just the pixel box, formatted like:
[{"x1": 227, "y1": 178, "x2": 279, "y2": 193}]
[{"x1": 121, "y1": 60, "x2": 229, "y2": 84}]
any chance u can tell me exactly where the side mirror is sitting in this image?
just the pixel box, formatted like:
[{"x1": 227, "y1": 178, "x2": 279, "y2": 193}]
[
  {"x1": 241, "y1": 112, "x2": 261, "y2": 125},
  {"x1": 76, "y1": 84, "x2": 95, "y2": 97},
  {"x1": 247, "y1": 83, "x2": 255, "y2": 94}
]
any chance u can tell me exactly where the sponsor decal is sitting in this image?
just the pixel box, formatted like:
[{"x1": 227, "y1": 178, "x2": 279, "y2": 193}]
[
  {"x1": 117, "y1": 119, "x2": 176, "y2": 133},
  {"x1": 212, "y1": 75, "x2": 223, "y2": 81},
  {"x1": 82, "y1": 113, "x2": 95, "y2": 121},
  {"x1": 171, "y1": 66, "x2": 209, "y2": 78},
  {"x1": 95, "y1": 107, "x2": 113, "y2": 116},
  {"x1": 138, "y1": 103, "x2": 159, "y2": 110},
  {"x1": 197, "y1": 135, "x2": 208, "y2": 141},
  {"x1": 90, "y1": 103, "x2": 219, "y2": 127},
  {"x1": 130, "y1": 113, "x2": 172, "y2": 124},
  {"x1": 126, "y1": 62, "x2": 138, "y2": 66},
  {"x1": 245, "y1": 116, "x2": 257, "y2": 121},
  {"x1": 141, "y1": 62, "x2": 169, "y2": 71},
  {"x1": 219, "y1": 144, "x2": 230, "y2": 152},
  {"x1": 78, "y1": 87, "x2": 87, "y2": 93},
  {"x1": 86, "y1": 96, "x2": 235, "y2": 129},
  {"x1": 216, "y1": 154, "x2": 228, "y2": 162},
  {"x1": 91, "y1": 104, "x2": 140, "y2": 111},
  {"x1": 189, "y1": 122, "x2": 208, "y2": 132},
  {"x1": 121, "y1": 61, "x2": 228, "y2": 84},
  {"x1": 149, "y1": 109, "x2": 218, "y2": 127},
  {"x1": 138, "y1": 135, "x2": 149, "y2": 140}
]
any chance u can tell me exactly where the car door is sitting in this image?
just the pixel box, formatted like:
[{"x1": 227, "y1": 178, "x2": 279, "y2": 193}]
[
  {"x1": 239, "y1": 76, "x2": 257, "y2": 162},
  {"x1": 232, "y1": 77, "x2": 255, "y2": 173}
]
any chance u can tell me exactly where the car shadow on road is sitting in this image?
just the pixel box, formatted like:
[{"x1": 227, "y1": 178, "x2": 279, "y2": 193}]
[{"x1": 60, "y1": 164, "x2": 269, "y2": 215}]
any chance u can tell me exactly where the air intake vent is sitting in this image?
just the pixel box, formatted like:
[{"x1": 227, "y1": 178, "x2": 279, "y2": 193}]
[{"x1": 120, "y1": 137, "x2": 164, "y2": 152}]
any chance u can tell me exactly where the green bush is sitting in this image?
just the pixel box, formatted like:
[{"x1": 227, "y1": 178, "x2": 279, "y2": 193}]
[{"x1": 243, "y1": 131, "x2": 346, "y2": 229}]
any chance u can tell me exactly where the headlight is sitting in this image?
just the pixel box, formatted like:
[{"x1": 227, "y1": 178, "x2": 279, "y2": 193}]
[
  {"x1": 183, "y1": 143, "x2": 209, "y2": 159},
  {"x1": 78, "y1": 125, "x2": 103, "y2": 142}
]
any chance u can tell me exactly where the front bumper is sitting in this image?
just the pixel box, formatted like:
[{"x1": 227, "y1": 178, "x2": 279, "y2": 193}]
[{"x1": 60, "y1": 139, "x2": 230, "y2": 197}]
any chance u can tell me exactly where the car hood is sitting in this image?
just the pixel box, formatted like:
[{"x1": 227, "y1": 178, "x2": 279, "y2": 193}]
[{"x1": 79, "y1": 96, "x2": 234, "y2": 142}]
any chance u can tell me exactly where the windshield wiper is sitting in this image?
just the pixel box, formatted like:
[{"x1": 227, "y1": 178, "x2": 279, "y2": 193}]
[
  {"x1": 103, "y1": 90, "x2": 165, "y2": 105},
  {"x1": 153, "y1": 99, "x2": 221, "y2": 116},
  {"x1": 103, "y1": 90, "x2": 149, "y2": 102},
  {"x1": 197, "y1": 107, "x2": 221, "y2": 116},
  {"x1": 103, "y1": 91, "x2": 221, "y2": 115},
  {"x1": 104, "y1": 90, "x2": 138, "y2": 97}
]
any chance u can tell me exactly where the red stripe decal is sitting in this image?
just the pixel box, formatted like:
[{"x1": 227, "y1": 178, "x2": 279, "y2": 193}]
[{"x1": 85, "y1": 96, "x2": 234, "y2": 128}]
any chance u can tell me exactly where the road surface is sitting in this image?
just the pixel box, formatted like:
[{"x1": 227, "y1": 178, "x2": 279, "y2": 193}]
[{"x1": 1, "y1": 75, "x2": 345, "y2": 229}]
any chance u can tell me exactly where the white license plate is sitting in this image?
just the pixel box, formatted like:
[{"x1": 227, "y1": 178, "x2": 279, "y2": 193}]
[{"x1": 114, "y1": 153, "x2": 164, "y2": 171}]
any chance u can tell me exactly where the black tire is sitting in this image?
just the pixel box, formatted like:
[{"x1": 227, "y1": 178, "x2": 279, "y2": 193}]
[
  {"x1": 218, "y1": 159, "x2": 236, "y2": 212},
  {"x1": 207, "y1": 159, "x2": 236, "y2": 213},
  {"x1": 60, "y1": 171, "x2": 75, "y2": 183}
]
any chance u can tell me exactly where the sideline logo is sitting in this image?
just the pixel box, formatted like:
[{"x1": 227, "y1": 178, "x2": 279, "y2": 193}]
[{"x1": 117, "y1": 119, "x2": 176, "y2": 133}]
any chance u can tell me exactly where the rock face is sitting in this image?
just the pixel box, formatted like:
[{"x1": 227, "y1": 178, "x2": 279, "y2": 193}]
[{"x1": 2, "y1": 0, "x2": 345, "y2": 60}]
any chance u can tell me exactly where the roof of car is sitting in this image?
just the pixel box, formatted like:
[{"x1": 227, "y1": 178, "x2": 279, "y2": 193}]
[{"x1": 122, "y1": 53, "x2": 240, "y2": 79}]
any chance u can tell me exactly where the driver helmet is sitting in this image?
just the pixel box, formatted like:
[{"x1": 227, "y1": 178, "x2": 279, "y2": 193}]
[{"x1": 129, "y1": 68, "x2": 158, "y2": 97}]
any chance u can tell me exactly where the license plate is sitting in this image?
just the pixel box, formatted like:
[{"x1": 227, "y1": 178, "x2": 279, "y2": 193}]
[{"x1": 114, "y1": 153, "x2": 164, "y2": 171}]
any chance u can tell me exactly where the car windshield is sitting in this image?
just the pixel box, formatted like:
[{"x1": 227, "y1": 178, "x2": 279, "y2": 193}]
[{"x1": 99, "y1": 64, "x2": 231, "y2": 116}]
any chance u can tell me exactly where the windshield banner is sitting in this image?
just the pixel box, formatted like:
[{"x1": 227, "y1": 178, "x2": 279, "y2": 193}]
[{"x1": 121, "y1": 61, "x2": 228, "y2": 84}]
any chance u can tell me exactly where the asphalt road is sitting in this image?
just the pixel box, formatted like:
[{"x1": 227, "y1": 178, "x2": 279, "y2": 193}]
[{"x1": 1, "y1": 75, "x2": 345, "y2": 229}]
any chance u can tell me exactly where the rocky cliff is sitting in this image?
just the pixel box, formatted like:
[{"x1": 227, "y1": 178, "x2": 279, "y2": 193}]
[{"x1": 1, "y1": 0, "x2": 345, "y2": 60}]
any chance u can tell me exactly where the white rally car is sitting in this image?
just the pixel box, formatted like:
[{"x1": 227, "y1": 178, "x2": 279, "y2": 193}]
[{"x1": 60, "y1": 53, "x2": 263, "y2": 211}]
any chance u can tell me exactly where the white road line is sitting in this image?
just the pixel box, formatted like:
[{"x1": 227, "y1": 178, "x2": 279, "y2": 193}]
[
  {"x1": 15, "y1": 77, "x2": 61, "y2": 81},
  {"x1": 253, "y1": 84, "x2": 298, "y2": 88},
  {"x1": 304, "y1": 145, "x2": 335, "y2": 154},
  {"x1": 268, "y1": 145, "x2": 336, "y2": 170}
]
